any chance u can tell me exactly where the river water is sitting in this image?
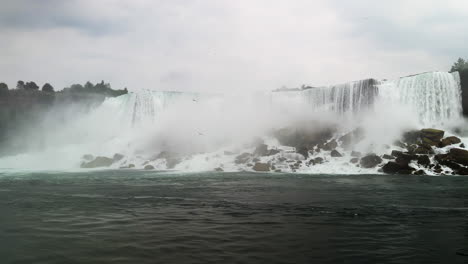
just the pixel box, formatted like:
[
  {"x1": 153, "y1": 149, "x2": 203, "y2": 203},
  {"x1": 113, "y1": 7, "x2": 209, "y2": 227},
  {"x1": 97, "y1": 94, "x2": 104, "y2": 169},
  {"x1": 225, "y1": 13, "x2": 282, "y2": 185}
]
[{"x1": 0, "y1": 171, "x2": 467, "y2": 263}]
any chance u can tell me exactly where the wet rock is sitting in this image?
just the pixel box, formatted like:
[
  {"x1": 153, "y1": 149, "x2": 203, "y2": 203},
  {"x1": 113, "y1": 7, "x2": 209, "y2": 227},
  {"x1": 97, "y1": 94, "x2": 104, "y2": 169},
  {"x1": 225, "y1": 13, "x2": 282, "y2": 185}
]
[
  {"x1": 413, "y1": 144, "x2": 434, "y2": 155},
  {"x1": 439, "y1": 136, "x2": 462, "y2": 148},
  {"x1": 314, "y1": 157, "x2": 324, "y2": 164},
  {"x1": 392, "y1": 151, "x2": 417, "y2": 165},
  {"x1": 253, "y1": 163, "x2": 270, "y2": 172},
  {"x1": 360, "y1": 154, "x2": 382, "y2": 168},
  {"x1": 144, "y1": 165, "x2": 155, "y2": 170},
  {"x1": 382, "y1": 154, "x2": 394, "y2": 160},
  {"x1": 323, "y1": 140, "x2": 338, "y2": 151},
  {"x1": 113, "y1": 153, "x2": 124, "y2": 162},
  {"x1": 274, "y1": 169, "x2": 282, "y2": 173},
  {"x1": 382, "y1": 162, "x2": 415, "y2": 174},
  {"x1": 351, "y1": 151, "x2": 362, "y2": 158},
  {"x1": 413, "y1": 170, "x2": 426, "y2": 175},
  {"x1": 214, "y1": 167, "x2": 224, "y2": 172},
  {"x1": 448, "y1": 148, "x2": 468, "y2": 166},
  {"x1": 296, "y1": 146, "x2": 309, "y2": 159},
  {"x1": 417, "y1": 155, "x2": 431, "y2": 167},
  {"x1": 460, "y1": 143, "x2": 466, "y2": 148},
  {"x1": 331, "y1": 150, "x2": 342, "y2": 157},
  {"x1": 81, "y1": 156, "x2": 114, "y2": 168},
  {"x1": 350, "y1": 158, "x2": 359, "y2": 164},
  {"x1": 235, "y1": 153, "x2": 251, "y2": 164},
  {"x1": 420, "y1": 128, "x2": 445, "y2": 146}
]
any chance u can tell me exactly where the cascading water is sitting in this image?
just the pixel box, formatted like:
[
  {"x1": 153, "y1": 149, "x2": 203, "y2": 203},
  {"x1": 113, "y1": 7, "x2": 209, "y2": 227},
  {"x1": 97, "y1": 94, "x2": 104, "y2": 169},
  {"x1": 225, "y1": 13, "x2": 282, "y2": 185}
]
[
  {"x1": 379, "y1": 71, "x2": 462, "y2": 128},
  {"x1": 270, "y1": 79, "x2": 379, "y2": 116}
]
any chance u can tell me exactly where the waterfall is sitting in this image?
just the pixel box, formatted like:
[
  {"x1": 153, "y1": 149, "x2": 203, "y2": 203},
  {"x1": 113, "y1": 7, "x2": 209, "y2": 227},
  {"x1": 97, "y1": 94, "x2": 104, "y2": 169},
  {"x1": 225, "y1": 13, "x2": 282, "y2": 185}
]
[
  {"x1": 270, "y1": 79, "x2": 379, "y2": 116},
  {"x1": 379, "y1": 71, "x2": 462, "y2": 127}
]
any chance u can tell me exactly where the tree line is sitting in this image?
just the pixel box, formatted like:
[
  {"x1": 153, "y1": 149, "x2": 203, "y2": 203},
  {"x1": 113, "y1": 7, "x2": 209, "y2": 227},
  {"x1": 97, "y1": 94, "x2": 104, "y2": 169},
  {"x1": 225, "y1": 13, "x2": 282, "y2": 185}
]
[{"x1": 0, "y1": 80, "x2": 128, "y2": 97}]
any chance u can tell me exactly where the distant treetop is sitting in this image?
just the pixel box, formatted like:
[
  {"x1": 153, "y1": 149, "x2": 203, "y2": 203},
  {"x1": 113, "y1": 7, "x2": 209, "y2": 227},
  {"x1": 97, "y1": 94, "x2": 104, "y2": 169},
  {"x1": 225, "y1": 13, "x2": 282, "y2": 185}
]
[{"x1": 451, "y1": 58, "x2": 468, "y2": 72}]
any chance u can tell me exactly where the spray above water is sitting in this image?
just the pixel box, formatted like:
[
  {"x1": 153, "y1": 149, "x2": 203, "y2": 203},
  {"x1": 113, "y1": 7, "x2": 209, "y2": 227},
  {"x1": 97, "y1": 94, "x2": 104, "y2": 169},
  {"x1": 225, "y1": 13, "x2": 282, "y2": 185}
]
[{"x1": 0, "y1": 71, "x2": 465, "y2": 173}]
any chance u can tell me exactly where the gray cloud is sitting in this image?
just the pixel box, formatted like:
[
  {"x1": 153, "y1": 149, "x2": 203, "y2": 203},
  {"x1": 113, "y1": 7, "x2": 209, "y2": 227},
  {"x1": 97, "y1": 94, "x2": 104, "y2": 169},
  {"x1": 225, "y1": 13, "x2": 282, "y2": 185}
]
[{"x1": 0, "y1": 0, "x2": 465, "y2": 92}]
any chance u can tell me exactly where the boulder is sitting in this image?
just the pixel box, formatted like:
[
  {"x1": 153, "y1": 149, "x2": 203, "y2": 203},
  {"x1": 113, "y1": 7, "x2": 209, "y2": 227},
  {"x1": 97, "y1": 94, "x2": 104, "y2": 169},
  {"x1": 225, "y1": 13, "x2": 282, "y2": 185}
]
[
  {"x1": 420, "y1": 128, "x2": 444, "y2": 146},
  {"x1": 253, "y1": 163, "x2": 270, "y2": 172},
  {"x1": 81, "y1": 156, "x2": 114, "y2": 168},
  {"x1": 382, "y1": 162, "x2": 415, "y2": 174},
  {"x1": 214, "y1": 167, "x2": 224, "y2": 172},
  {"x1": 235, "y1": 153, "x2": 251, "y2": 164},
  {"x1": 268, "y1": 149, "x2": 281, "y2": 156},
  {"x1": 350, "y1": 158, "x2": 359, "y2": 164},
  {"x1": 323, "y1": 140, "x2": 338, "y2": 151},
  {"x1": 144, "y1": 165, "x2": 155, "y2": 170},
  {"x1": 416, "y1": 155, "x2": 431, "y2": 167},
  {"x1": 448, "y1": 148, "x2": 468, "y2": 166},
  {"x1": 413, "y1": 170, "x2": 426, "y2": 175},
  {"x1": 382, "y1": 154, "x2": 393, "y2": 160},
  {"x1": 392, "y1": 151, "x2": 417, "y2": 165},
  {"x1": 439, "y1": 136, "x2": 462, "y2": 147},
  {"x1": 331, "y1": 150, "x2": 342, "y2": 157},
  {"x1": 360, "y1": 154, "x2": 382, "y2": 168}
]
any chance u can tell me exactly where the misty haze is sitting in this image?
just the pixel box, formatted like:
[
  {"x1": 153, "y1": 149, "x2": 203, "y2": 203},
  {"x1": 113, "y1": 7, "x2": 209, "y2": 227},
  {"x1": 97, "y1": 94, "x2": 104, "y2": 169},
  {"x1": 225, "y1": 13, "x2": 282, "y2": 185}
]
[{"x1": 1, "y1": 1, "x2": 468, "y2": 263}]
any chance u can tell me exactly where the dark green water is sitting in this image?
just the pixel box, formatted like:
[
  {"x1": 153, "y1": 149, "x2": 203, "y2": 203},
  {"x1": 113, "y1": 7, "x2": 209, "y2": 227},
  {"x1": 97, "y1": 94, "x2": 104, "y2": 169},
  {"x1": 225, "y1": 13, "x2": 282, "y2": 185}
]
[{"x1": 0, "y1": 171, "x2": 467, "y2": 264}]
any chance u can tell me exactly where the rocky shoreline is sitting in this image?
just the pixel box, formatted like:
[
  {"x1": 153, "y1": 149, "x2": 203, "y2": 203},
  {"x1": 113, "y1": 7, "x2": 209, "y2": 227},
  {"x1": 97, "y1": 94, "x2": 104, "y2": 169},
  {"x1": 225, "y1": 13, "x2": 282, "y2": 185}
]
[{"x1": 79, "y1": 126, "x2": 468, "y2": 176}]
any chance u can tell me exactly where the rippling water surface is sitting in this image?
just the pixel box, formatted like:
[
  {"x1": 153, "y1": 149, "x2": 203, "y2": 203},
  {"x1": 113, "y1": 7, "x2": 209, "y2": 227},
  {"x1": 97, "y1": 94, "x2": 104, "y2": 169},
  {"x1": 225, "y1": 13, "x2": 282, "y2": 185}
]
[{"x1": 0, "y1": 171, "x2": 467, "y2": 263}]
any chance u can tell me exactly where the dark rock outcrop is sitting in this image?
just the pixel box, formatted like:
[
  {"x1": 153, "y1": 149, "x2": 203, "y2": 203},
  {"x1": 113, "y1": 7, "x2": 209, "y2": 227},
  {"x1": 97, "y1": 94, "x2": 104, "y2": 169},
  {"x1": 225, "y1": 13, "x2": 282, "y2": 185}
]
[
  {"x1": 439, "y1": 136, "x2": 462, "y2": 148},
  {"x1": 382, "y1": 162, "x2": 415, "y2": 174},
  {"x1": 360, "y1": 154, "x2": 382, "y2": 168},
  {"x1": 330, "y1": 150, "x2": 342, "y2": 157},
  {"x1": 144, "y1": 165, "x2": 155, "y2": 170},
  {"x1": 253, "y1": 163, "x2": 270, "y2": 172},
  {"x1": 296, "y1": 146, "x2": 309, "y2": 159}
]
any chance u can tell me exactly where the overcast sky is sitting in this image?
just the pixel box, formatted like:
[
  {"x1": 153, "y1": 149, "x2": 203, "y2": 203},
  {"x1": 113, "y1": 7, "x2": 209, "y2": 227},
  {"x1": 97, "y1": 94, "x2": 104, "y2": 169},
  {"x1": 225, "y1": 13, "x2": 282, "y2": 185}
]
[{"x1": 0, "y1": 0, "x2": 467, "y2": 92}]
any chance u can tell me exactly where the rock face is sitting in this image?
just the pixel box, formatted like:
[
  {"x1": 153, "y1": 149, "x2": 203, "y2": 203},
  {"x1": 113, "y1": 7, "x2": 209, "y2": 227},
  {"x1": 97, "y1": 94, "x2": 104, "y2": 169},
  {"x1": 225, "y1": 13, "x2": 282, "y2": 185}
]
[
  {"x1": 253, "y1": 163, "x2": 270, "y2": 172},
  {"x1": 420, "y1": 128, "x2": 445, "y2": 146},
  {"x1": 439, "y1": 136, "x2": 462, "y2": 147},
  {"x1": 382, "y1": 162, "x2": 414, "y2": 174},
  {"x1": 330, "y1": 150, "x2": 342, "y2": 157},
  {"x1": 448, "y1": 148, "x2": 468, "y2": 166},
  {"x1": 81, "y1": 156, "x2": 114, "y2": 168},
  {"x1": 322, "y1": 140, "x2": 338, "y2": 151},
  {"x1": 360, "y1": 154, "x2": 382, "y2": 168},
  {"x1": 235, "y1": 153, "x2": 252, "y2": 164}
]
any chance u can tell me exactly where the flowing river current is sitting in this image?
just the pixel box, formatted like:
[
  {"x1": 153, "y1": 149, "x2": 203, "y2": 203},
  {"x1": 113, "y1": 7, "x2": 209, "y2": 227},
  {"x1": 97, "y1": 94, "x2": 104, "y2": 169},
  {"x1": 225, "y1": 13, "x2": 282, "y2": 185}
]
[{"x1": 1, "y1": 171, "x2": 468, "y2": 264}]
